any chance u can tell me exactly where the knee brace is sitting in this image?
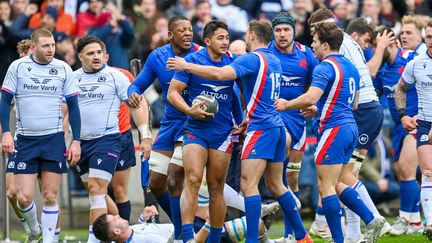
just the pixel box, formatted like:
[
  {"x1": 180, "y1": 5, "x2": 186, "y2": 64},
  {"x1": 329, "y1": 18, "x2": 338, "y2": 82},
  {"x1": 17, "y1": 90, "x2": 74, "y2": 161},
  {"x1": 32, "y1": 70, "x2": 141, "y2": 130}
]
[
  {"x1": 286, "y1": 162, "x2": 301, "y2": 172},
  {"x1": 349, "y1": 150, "x2": 365, "y2": 173},
  {"x1": 89, "y1": 194, "x2": 107, "y2": 210}
]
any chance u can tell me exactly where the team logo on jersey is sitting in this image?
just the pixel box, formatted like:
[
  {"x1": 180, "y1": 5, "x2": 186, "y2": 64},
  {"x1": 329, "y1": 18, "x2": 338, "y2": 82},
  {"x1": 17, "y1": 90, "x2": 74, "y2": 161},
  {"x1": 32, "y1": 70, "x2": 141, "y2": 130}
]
[
  {"x1": 27, "y1": 67, "x2": 32, "y2": 72},
  {"x1": 97, "y1": 158, "x2": 103, "y2": 165},
  {"x1": 59, "y1": 162, "x2": 62, "y2": 169},
  {"x1": 49, "y1": 68, "x2": 58, "y2": 75},
  {"x1": 281, "y1": 76, "x2": 301, "y2": 86},
  {"x1": 420, "y1": 134, "x2": 429, "y2": 142},
  {"x1": 359, "y1": 134, "x2": 369, "y2": 145},
  {"x1": 7, "y1": 161, "x2": 15, "y2": 169},
  {"x1": 78, "y1": 77, "x2": 82, "y2": 82},
  {"x1": 17, "y1": 162, "x2": 26, "y2": 170},
  {"x1": 383, "y1": 84, "x2": 397, "y2": 92},
  {"x1": 200, "y1": 84, "x2": 230, "y2": 100},
  {"x1": 78, "y1": 86, "x2": 99, "y2": 92},
  {"x1": 201, "y1": 84, "x2": 231, "y2": 92},
  {"x1": 97, "y1": 76, "x2": 107, "y2": 82},
  {"x1": 424, "y1": 63, "x2": 427, "y2": 69}
]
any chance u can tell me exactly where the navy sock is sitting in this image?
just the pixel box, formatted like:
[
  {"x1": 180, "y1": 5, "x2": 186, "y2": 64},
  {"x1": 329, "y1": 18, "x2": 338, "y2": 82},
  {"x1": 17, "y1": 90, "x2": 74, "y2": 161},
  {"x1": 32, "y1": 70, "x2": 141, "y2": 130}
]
[
  {"x1": 340, "y1": 187, "x2": 373, "y2": 224},
  {"x1": 170, "y1": 196, "x2": 182, "y2": 239},
  {"x1": 156, "y1": 192, "x2": 172, "y2": 221},
  {"x1": 245, "y1": 195, "x2": 261, "y2": 243},
  {"x1": 322, "y1": 194, "x2": 344, "y2": 243},
  {"x1": 116, "y1": 200, "x2": 131, "y2": 222},
  {"x1": 208, "y1": 226, "x2": 223, "y2": 243},
  {"x1": 182, "y1": 223, "x2": 194, "y2": 242},
  {"x1": 278, "y1": 191, "x2": 306, "y2": 240}
]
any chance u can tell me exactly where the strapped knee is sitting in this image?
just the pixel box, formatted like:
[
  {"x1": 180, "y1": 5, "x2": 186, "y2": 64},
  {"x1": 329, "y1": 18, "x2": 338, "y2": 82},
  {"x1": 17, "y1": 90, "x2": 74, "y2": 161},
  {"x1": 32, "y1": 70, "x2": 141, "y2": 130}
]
[{"x1": 89, "y1": 194, "x2": 107, "y2": 210}]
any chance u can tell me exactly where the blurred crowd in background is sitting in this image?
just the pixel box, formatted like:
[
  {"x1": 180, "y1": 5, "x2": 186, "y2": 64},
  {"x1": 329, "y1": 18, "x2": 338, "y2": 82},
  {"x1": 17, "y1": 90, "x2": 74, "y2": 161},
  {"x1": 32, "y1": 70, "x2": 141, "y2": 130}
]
[{"x1": 1, "y1": 0, "x2": 432, "y2": 212}]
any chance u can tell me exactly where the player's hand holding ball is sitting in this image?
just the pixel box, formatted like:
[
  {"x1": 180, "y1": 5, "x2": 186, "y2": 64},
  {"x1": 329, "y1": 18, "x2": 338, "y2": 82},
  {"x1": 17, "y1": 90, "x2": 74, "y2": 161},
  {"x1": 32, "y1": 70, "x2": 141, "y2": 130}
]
[
  {"x1": 188, "y1": 94, "x2": 218, "y2": 120},
  {"x1": 274, "y1": 98, "x2": 290, "y2": 111},
  {"x1": 166, "y1": 57, "x2": 188, "y2": 71}
]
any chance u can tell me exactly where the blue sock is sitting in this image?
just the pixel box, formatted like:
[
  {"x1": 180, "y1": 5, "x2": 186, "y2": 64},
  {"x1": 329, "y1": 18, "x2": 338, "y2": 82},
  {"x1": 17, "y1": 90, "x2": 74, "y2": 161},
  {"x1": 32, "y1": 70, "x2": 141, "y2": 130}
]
[
  {"x1": 278, "y1": 191, "x2": 306, "y2": 240},
  {"x1": 413, "y1": 181, "x2": 421, "y2": 213},
  {"x1": 340, "y1": 187, "x2": 373, "y2": 224},
  {"x1": 116, "y1": 200, "x2": 131, "y2": 222},
  {"x1": 182, "y1": 223, "x2": 194, "y2": 242},
  {"x1": 322, "y1": 194, "x2": 344, "y2": 243},
  {"x1": 283, "y1": 213, "x2": 294, "y2": 237},
  {"x1": 208, "y1": 226, "x2": 223, "y2": 243},
  {"x1": 317, "y1": 205, "x2": 325, "y2": 216},
  {"x1": 170, "y1": 196, "x2": 182, "y2": 239},
  {"x1": 400, "y1": 180, "x2": 416, "y2": 215},
  {"x1": 245, "y1": 195, "x2": 261, "y2": 243},
  {"x1": 294, "y1": 191, "x2": 300, "y2": 199},
  {"x1": 156, "y1": 192, "x2": 172, "y2": 221}
]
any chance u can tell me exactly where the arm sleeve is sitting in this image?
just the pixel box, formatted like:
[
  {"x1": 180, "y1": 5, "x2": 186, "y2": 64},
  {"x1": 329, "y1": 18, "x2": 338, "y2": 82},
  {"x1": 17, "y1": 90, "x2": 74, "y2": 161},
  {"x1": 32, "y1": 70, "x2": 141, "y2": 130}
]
[
  {"x1": 1, "y1": 62, "x2": 18, "y2": 95},
  {"x1": 65, "y1": 96, "x2": 81, "y2": 141},
  {"x1": 63, "y1": 65, "x2": 79, "y2": 98},
  {"x1": 229, "y1": 53, "x2": 259, "y2": 80},
  {"x1": 311, "y1": 63, "x2": 334, "y2": 92},
  {"x1": 231, "y1": 88, "x2": 243, "y2": 125},
  {"x1": 127, "y1": 52, "x2": 157, "y2": 96},
  {"x1": 172, "y1": 55, "x2": 195, "y2": 84},
  {"x1": 115, "y1": 71, "x2": 131, "y2": 101},
  {"x1": 0, "y1": 91, "x2": 14, "y2": 133},
  {"x1": 401, "y1": 60, "x2": 416, "y2": 84}
]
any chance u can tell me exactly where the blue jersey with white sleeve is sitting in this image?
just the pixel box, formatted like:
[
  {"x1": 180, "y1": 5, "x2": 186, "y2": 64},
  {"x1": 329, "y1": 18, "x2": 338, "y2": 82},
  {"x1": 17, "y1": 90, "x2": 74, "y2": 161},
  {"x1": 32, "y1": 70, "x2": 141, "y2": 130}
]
[
  {"x1": 127, "y1": 43, "x2": 201, "y2": 122},
  {"x1": 268, "y1": 41, "x2": 319, "y2": 121},
  {"x1": 230, "y1": 48, "x2": 284, "y2": 131},
  {"x1": 375, "y1": 48, "x2": 418, "y2": 124},
  {"x1": 173, "y1": 48, "x2": 237, "y2": 134},
  {"x1": 312, "y1": 54, "x2": 359, "y2": 133}
]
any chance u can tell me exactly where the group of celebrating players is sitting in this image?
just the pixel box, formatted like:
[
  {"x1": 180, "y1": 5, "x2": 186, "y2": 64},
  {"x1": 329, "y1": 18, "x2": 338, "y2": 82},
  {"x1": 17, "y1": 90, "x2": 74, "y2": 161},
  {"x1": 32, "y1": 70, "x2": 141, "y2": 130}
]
[{"x1": 1, "y1": 5, "x2": 432, "y2": 243}]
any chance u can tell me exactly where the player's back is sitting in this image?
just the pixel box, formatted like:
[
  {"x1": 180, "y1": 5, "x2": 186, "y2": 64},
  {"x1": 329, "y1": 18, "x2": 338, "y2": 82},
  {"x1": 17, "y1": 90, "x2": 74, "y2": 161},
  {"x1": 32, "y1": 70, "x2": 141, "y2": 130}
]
[
  {"x1": 340, "y1": 33, "x2": 378, "y2": 104},
  {"x1": 375, "y1": 48, "x2": 418, "y2": 123},
  {"x1": 314, "y1": 54, "x2": 359, "y2": 132},
  {"x1": 130, "y1": 223, "x2": 174, "y2": 242},
  {"x1": 230, "y1": 48, "x2": 284, "y2": 131},
  {"x1": 1, "y1": 55, "x2": 75, "y2": 136},
  {"x1": 74, "y1": 65, "x2": 129, "y2": 140}
]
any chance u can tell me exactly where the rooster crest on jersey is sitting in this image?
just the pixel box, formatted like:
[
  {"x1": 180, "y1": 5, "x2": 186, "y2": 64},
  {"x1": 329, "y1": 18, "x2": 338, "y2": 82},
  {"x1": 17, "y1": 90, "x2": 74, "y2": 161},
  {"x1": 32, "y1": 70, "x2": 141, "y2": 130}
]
[{"x1": 192, "y1": 94, "x2": 219, "y2": 119}]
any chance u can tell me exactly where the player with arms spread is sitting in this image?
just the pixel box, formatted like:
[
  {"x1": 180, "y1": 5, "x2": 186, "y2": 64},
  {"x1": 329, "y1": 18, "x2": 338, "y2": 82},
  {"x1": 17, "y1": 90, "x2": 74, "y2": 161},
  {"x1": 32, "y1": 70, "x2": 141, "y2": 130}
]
[{"x1": 167, "y1": 20, "x2": 310, "y2": 243}]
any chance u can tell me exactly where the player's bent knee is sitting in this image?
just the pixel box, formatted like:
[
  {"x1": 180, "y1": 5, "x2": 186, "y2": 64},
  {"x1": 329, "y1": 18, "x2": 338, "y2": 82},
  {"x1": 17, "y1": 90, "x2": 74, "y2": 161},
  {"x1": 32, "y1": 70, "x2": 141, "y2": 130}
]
[
  {"x1": 423, "y1": 170, "x2": 432, "y2": 178},
  {"x1": 185, "y1": 174, "x2": 202, "y2": 192},
  {"x1": 16, "y1": 193, "x2": 33, "y2": 208},
  {"x1": 87, "y1": 182, "x2": 105, "y2": 196},
  {"x1": 6, "y1": 187, "x2": 16, "y2": 201},
  {"x1": 42, "y1": 191, "x2": 58, "y2": 205},
  {"x1": 90, "y1": 194, "x2": 107, "y2": 210}
]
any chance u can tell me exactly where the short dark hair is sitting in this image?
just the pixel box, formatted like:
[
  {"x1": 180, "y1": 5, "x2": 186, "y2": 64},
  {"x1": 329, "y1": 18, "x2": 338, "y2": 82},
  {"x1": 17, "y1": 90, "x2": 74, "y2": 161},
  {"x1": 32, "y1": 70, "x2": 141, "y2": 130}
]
[
  {"x1": 308, "y1": 8, "x2": 334, "y2": 26},
  {"x1": 248, "y1": 20, "x2": 273, "y2": 45},
  {"x1": 76, "y1": 35, "x2": 104, "y2": 53},
  {"x1": 92, "y1": 214, "x2": 111, "y2": 241},
  {"x1": 31, "y1": 28, "x2": 53, "y2": 44},
  {"x1": 203, "y1": 20, "x2": 228, "y2": 39},
  {"x1": 314, "y1": 22, "x2": 343, "y2": 51},
  {"x1": 346, "y1": 18, "x2": 373, "y2": 36},
  {"x1": 168, "y1": 16, "x2": 190, "y2": 31}
]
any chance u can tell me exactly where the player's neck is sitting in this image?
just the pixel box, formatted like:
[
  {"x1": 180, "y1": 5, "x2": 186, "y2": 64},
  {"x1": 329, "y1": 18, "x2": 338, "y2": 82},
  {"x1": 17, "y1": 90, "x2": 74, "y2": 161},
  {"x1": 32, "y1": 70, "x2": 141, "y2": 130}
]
[
  {"x1": 31, "y1": 54, "x2": 50, "y2": 65},
  {"x1": 172, "y1": 44, "x2": 189, "y2": 57},
  {"x1": 322, "y1": 50, "x2": 339, "y2": 59},
  {"x1": 207, "y1": 49, "x2": 223, "y2": 61},
  {"x1": 249, "y1": 42, "x2": 268, "y2": 52},
  {"x1": 277, "y1": 43, "x2": 294, "y2": 54},
  {"x1": 118, "y1": 228, "x2": 133, "y2": 242}
]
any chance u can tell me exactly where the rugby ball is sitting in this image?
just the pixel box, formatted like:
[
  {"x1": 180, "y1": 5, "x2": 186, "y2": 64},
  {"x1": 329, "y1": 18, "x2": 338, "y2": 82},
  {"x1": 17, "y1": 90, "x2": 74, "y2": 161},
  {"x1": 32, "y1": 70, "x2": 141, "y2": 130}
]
[{"x1": 192, "y1": 94, "x2": 219, "y2": 119}]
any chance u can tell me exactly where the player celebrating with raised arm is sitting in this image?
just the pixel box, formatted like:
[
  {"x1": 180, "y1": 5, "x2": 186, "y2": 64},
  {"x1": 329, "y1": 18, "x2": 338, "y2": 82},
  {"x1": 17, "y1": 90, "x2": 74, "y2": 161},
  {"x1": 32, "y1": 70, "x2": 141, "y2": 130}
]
[
  {"x1": 167, "y1": 20, "x2": 243, "y2": 242},
  {"x1": 268, "y1": 12, "x2": 319, "y2": 240},
  {"x1": 127, "y1": 16, "x2": 200, "y2": 241},
  {"x1": 1, "y1": 28, "x2": 81, "y2": 243},
  {"x1": 394, "y1": 19, "x2": 432, "y2": 241},
  {"x1": 167, "y1": 20, "x2": 310, "y2": 243},
  {"x1": 275, "y1": 22, "x2": 385, "y2": 243}
]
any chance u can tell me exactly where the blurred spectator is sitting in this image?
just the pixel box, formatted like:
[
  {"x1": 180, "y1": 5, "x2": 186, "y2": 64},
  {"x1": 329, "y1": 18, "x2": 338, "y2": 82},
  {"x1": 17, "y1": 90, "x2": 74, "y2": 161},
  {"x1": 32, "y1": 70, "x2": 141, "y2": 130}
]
[
  {"x1": 311, "y1": 0, "x2": 326, "y2": 11},
  {"x1": 360, "y1": 135, "x2": 399, "y2": 205},
  {"x1": 54, "y1": 33, "x2": 80, "y2": 70},
  {"x1": 228, "y1": 39, "x2": 246, "y2": 56},
  {"x1": 131, "y1": 0, "x2": 161, "y2": 36},
  {"x1": 289, "y1": 0, "x2": 313, "y2": 45},
  {"x1": 76, "y1": 0, "x2": 111, "y2": 37},
  {"x1": 10, "y1": 5, "x2": 62, "y2": 40},
  {"x1": 361, "y1": 0, "x2": 381, "y2": 25},
  {"x1": 231, "y1": 0, "x2": 259, "y2": 18},
  {"x1": 165, "y1": 0, "x2": 196, "y2": 19},
  {"x1": 89, "y1": 1, "x2": 134, "y2": 69},
  {"x1": 191, "y1": 0, "x2": 214, "y2": 46},
  {"x1": 28, "y1": 0, "x2": 76, "y2": 35},
  {"x1": 329, "y1": 0, "x2": 349, "y2": 28},
  {"x1": 379, "y1": 0, "x2": 402, "y2": 29},
  {"x1": 256, "y1": 0, "x2": 294, "y2": 20},
  {"x1": 0, "y1": 0, "x2": 19, "y2": 84},
  {"x1": 209, "y1": 0, "x2": 249, "y2": 40},
  {"x1": 11, "y1": 0, "x2": 30, "y2": 19}
]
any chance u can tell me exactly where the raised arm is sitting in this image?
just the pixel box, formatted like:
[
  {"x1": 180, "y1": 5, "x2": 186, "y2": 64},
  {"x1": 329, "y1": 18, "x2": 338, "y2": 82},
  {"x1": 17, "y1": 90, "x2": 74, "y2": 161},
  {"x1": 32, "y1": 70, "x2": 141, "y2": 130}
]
[{"x1": 167, "y1": 57, "x2": 237, "y2": 81}]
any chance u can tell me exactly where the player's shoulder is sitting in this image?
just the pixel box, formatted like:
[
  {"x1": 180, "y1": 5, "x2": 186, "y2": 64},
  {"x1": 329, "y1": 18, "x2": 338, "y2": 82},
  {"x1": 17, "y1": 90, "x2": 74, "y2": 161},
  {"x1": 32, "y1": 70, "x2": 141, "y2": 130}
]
[
  {"x1": 294, "y1": 42, "x2": 307, "y2": 52},
  {"x1": 8, "y1": 55, "x2": 30, "y2": 69}
]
